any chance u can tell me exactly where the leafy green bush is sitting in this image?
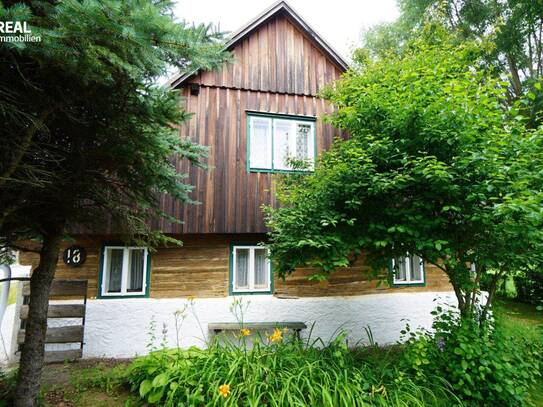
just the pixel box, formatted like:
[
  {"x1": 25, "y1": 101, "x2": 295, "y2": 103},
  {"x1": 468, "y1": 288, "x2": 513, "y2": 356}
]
[
  {"x1": 514, "y1": 270, "x2": 543, "y2": 307},
  {"x1": 402, "y1": 307, "x2": 543, "y2": 406},
  {"x1": 126, "y1": 332, "x2": 460, "y2": 406},
  {"x1": 0, "y1": 368, "x2": 17, "y2": 407}
]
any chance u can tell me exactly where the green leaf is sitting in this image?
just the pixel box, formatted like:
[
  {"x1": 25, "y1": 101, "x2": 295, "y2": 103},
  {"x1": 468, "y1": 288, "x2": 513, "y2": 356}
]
[
  {"x1": 152, "y1": 373, "x2": 169, "y2": 387},
  {"x1": 139, "y1": 380, "x2": 152, "y2": 397},
  {"x1": 148, "y1": 387, "x2": 165, "y2": 404}
]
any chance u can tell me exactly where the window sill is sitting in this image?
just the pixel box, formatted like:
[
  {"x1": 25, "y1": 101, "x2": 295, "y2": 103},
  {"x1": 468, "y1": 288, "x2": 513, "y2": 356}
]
[
  {"x1": 230, "y1": 291, "x2": 273, "y2": 296},
  {"x1": 248, "y1": 168, "x2": 313, "y2": 174},
  {"x1": 98, "y1": 293, "x2": 147, "y2": 299},
  {"x1": 391, "y1": 282, "x2": 426, "y2": 288}
]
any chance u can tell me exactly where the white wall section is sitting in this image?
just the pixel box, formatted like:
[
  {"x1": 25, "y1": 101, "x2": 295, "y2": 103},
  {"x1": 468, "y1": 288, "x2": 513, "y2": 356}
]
[{"x1": 1, "y1": 292, "x2": 457, "y2": 361}]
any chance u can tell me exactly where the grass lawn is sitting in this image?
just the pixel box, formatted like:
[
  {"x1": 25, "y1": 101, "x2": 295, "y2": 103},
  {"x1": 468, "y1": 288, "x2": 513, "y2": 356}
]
[
  {"x1": 493, "y1": 298, "x2": 543, "y2": 405},
  {"x1": 39, "y1": 359, "x2": 137, "y2": 407}
]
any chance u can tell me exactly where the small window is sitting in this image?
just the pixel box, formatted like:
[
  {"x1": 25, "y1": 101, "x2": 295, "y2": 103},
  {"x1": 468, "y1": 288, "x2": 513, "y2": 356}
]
[
  {"x1": 248, "y1": 114, "x2": 315, "y2": 172},
  {"x1": 231, "y1": 245, "x2": 271, "y2": 293},
  {"x1": 101, "y1": 246, "x2": 148, "y2": 296},
  {"x1": 391, "y1": 255, "x2": 424, "y2": 285}
]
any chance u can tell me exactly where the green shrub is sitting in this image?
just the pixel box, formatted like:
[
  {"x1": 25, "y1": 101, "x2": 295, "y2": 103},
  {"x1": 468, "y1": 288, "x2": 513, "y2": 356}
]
[
  {"x1": 402, "y1": 307, "x2": 543, "y2": 406},
  {"x1": 0, "y1": 368, "x2": 17, "y2": 407},
  {"x1": 514, "y1": 270, "x2": 543, "y2": 307},
  {"x1": 125, "y1": 332, "x2": 460, "y2": 406}
]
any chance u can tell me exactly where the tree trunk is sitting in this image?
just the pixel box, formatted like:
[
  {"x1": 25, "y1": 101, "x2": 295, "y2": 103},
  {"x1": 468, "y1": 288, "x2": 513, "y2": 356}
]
[
  {"x1": 14, "y1": 229, "x2": 63, "y2": 407},
  {"x1": 448, "y1": 270, "x2": 468, "y2": 317},
  {"x1": 506, "y1": 54, "x2": 523, "y2": 99},
  {"x1": 480, "y1": 271, "x2": 502, "y2": 323}
]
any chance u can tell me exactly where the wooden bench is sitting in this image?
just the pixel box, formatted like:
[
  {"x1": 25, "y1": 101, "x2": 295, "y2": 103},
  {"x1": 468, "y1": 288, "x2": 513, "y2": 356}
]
[{"x1": 208, "y1": 322, "x2": 307, "y2": 337}]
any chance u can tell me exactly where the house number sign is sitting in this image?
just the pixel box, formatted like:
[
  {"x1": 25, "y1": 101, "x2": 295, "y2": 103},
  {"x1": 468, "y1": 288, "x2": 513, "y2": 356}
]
[{"x1": 63, "y1": 246, "x2": 86, "y2": 267}]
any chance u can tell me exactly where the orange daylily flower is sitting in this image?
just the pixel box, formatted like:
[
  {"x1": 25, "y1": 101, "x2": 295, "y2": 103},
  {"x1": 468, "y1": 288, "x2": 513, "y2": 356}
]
[
  {"x1": 218, "y1": 384, "x2": 230, "y2": 398},
  {"x1": 269, "y1": 328, "x2": 283, "y2": 342}
]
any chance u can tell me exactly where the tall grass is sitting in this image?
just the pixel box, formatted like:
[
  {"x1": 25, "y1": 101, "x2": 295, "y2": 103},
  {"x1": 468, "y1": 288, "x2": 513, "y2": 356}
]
[
  {"x1": 126, "y1": 325, "x2": 462, "y2": 406},
  {"x1": 127, "y1": 344, "x2": 462, "y2": 406}
]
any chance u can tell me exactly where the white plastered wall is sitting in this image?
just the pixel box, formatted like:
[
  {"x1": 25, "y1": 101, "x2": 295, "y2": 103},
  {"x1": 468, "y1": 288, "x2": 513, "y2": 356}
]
[{"x1": 2, "y1": 291, "x2": 458, "y2": 361}]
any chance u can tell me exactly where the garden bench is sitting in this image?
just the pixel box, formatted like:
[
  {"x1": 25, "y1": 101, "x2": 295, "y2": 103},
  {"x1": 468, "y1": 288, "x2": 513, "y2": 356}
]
[{"x1": 208, "y1": 322, "x2": 307, "y2": 337}]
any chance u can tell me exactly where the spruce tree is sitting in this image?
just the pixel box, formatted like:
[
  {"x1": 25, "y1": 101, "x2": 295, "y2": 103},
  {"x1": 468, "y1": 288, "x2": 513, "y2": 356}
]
[{"x1": 0, "y1": 1, "x2": 227, "y2": 405}]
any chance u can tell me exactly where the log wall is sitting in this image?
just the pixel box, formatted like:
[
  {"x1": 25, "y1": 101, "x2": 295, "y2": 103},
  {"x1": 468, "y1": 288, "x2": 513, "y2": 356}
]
[{"x1": 18, "y1": 235, "x2": 453, "y2": 299}]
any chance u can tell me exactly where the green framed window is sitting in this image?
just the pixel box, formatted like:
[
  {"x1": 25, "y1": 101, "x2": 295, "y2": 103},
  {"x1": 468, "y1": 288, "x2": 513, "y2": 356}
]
[
  {"x1": 100, "y1": 246, "x2": 150, "y2": 297},
  {"x1": 391, "y1": 255, "x2": 425, "y2": 286},
  {"x1": 247, "y1": 113, "x2": 316, "y2": 172},
  {"x1": 230, "y1": 244, "x2": 272, "y2": 294}
]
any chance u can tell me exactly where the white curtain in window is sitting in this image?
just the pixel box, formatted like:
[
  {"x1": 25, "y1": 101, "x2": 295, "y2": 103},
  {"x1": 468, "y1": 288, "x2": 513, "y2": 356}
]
[
  {"x1": 128, "y1": 249, "x2": 144, "y2": 292},
  {"x1": 235, "y1": 248, "x2": 250, "y2": 289},
  {"x1": 410, "y1": 255, "x2": 423, "y2": 281},
  {"x1": 254, "y1": 248, "x2": 268, "y2": 288},
  {"x1": 295, "y1": 123, "x2": 311, "y2": 160},
  {"x1": 274, "y1": 119, "x2": 292, "y2": 170},
  {"x1": 394, "y1": 257, "x2": 408, "y2": 282},
  {"x1": 250, "y1": 117, "x2": 272, "y2": 169},
  {"x1": 107, "y1": 249, "x2": 124, "y2": 293}
]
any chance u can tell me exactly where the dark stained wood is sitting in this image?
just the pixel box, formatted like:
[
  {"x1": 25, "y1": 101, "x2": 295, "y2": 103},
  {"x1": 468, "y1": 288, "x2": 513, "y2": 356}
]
[
  {"x1": 22, "y1": 279, "x2": 87, "y2": 297},
  {"x1": 209, "y1": 322, "x2": 307, "y2": 331},
  {"x1": 20, "y1": 304, "x2": 85, "y2": 319},
  {"x1": 18, "y1": 326, "x2": 84, "y2": 344},
  {"x1": 157, "y1": 86, "x2": 341, "y2": 234},
  {"x1": 148, "y1": 14, "x2": 346, "y2": 234},
  {"x1": 192, "y1": 16, "x2": 343, "y2": 96},
  {"x1": 44, "y1": 349, "x2": 83, "y2": 364}
]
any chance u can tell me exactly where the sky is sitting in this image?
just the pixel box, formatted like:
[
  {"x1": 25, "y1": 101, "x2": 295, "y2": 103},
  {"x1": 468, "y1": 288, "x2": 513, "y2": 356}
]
[{"x1": 173, "y1": 0, "x2": 400, "y2": 60}]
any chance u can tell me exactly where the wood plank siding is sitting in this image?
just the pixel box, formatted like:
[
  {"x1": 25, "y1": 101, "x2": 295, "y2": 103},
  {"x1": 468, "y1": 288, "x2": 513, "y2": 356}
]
[
  {"x1": 151, "y1": 12, "x2": 345, "y2": 235},
  {"x1": 154, "y1": 87, "x2": 340, "y2": 234},
  {"x1": 190, "y1": 15, "x2": 343, "y2": 96}
]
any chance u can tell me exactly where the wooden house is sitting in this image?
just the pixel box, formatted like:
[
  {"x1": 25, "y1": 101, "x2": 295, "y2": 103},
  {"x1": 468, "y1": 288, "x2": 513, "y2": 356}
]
[{"x1": 14, "y1": 1, "x2": 454, "y2": 359}]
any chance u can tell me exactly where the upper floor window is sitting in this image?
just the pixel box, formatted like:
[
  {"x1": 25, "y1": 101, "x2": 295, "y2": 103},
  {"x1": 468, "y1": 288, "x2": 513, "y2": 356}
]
[
  {"x1": 101, "y1": 246, "x2": 149, "y2": 297},
  {"x1": 248, "y1": 114, "x2": 315, "y2": 172},
  {"x1": 391, "y1": 254, "x2": 425, "y2": 285},
  {"x1": 231, "y1": 245, "x2": 271, "y2": 294}
]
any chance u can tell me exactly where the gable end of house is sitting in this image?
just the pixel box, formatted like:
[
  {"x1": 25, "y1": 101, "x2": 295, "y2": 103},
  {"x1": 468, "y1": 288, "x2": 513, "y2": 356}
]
[{"x1": 169, "y1": 1, "x2": 348, "y2": 94}]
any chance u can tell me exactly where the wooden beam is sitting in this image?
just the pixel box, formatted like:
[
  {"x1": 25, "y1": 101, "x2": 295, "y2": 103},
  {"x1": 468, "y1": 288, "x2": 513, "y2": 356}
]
[
  {"x1": 20, "y1": 304, "x2": 85, "y2": 320},
  {"x1": 18, "y1": 326, "x2": 84, "y2": 344},
  {"x1": 44, "y1": 349, "x2": 83, "y2": 364},
  {"x1": 23, "y1": 279, "x2": 88, "y2": 297},
  {"x1": 208, "y1": 321, "x2": 307, "y2": 331}
]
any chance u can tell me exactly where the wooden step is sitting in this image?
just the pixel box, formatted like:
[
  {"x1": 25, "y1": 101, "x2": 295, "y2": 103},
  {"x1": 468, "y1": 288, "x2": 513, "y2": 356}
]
[
  {"x1": 18, "y1": 326, "x2": 84, "y2": 344},
  {"x1": 20, "y1": 304, "x2": 85, "y2": 320},
  {"x1": 44, "y1": 349, "x2": 83, "y2": 364},
  {"x1": 23, "y1": 280, "x2": 88, "y2": 297}
]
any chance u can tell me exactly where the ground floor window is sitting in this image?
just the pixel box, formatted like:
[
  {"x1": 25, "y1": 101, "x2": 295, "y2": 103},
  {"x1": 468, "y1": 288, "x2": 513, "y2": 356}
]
[
  {"x1": 231, "y1": 245, "x2": 271, "y2": 294},
  {"x1": 391, "y1": 254, "x2": 425, "y2": 285},
  {"x1": 101, "y1": 246, "x2": 149, "y2": 297}
]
